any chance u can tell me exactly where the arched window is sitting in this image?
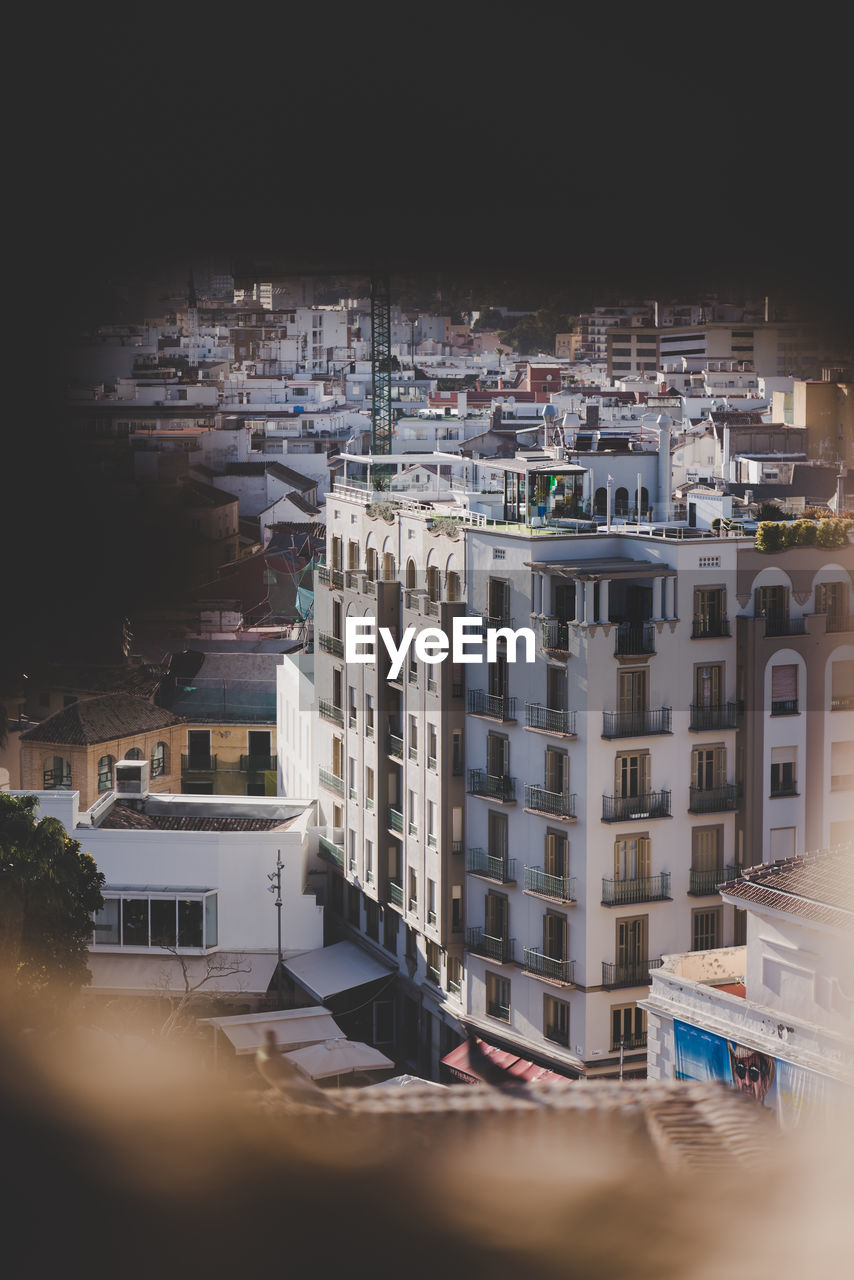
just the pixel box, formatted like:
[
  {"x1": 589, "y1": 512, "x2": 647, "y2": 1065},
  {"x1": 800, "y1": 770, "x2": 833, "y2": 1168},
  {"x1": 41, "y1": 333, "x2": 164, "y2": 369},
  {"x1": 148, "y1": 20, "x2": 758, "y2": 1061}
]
[
  {"x1": 427, "y1": 565, "x2": 440, "y2": 602},
  {"x1": 44, "y1": 755, "x2": 71, "y2": 789},
  {"x1": 447, "y1": 570, "x2": 461, "y2": 602},
  {"x1": 97, "y1": 754, "x2": 114, "y2": 793},
  {"x1": 125, "y1": 747, "x2": 143, "y2": 760},
  {"x1": 151, "y1": 742, "x2": 168, "y2": 778},
  {"x1": 594, "y1": 487, "x2": 607, "y2": 516},
  {"x1": 406, "y1": 559, "x2": 417, "y2": 589},
  {"x1": 615, "y1": 487, "x2": 629, "y2": 516}
]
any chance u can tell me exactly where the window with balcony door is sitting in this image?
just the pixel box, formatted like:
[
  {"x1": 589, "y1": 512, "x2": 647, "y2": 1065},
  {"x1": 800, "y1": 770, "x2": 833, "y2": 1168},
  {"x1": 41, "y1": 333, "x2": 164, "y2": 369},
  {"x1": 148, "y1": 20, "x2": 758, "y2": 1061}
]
[
  {"x1": 488, "y1": 810, "x2": 508, "y2": 863},
  {"x1": 815, "y1": 581, "x2": 848, "y2": 618},
  {"x1": 771, "y1": 664, "x2": 798, "y2": 715},
  {"x1": 332, "y1": 599, "x2": 342, "y2": 640},
  {"x1": 485, "y1": 892, "x2": 508, "y2": 940},
  {"x1": 616, "y1": 916, "x2": 648, "y2": 966},
  {"x1": 692, "y1": 826, "x2": 723, "y2": 875},
  {"x1": 614, "y1": 834, "x2": 651, "y2": 882},
  {"x1": 486, "y1": 733, "x2": 509, "y2": 780},
  {"x1": 618, "y1": 669, "x2": 648, "y2": 717},
  {"x1": 754, "y1": 584, "x2": 788, "y2": 620},
  {"x1": 545, "y1": 830, "x2": 568, "y2": 878},
  {"x1": 487, "y1": 578, "x2": 509, "y2": 624},
  {"x1": 547, "y1": 665, "x2": 567, "y2": 712},
  {"x1": 488, "y1": 653, "x2": 508, "y2": 699},
  {"x1": 615, "y1": 751, "x2": 650, "y2": 798},
  {"x1": 692, "y1": 907, "x2": 721, "y2": 951},
  {"x1": 447, "y1": 570, "x2": 461, "y2": 602},
  {"x1": 543, "y1": 911, "x2": 567, "y2": 961},
  {"x1": 695, "y1": 664, "x2": 722, "y2": 709},
  {"x1": 426, "y1": 566, "x2": 440, "y2": 602},
  {"x1": 693, "y1": 587, "x2": 726, "y2": 636},
  {"x1": 692, "y1": 745, "x2": 725, "y2": 791},
  {"x1": 611, "y1": 1004, "x2": 646, "y2": 1051},
  {"x1": 543, "y1": 994, "x2": 570, "y2": 1046},
  {"x1": 545, "y1": 747, "x2": 567, "y2": 795},
  {"x1": 770, "y1": 748, "x2": 797, "y2": 796},
  {"x1": 486, "y1": 971, "x2": 511, "y2": 1021}
]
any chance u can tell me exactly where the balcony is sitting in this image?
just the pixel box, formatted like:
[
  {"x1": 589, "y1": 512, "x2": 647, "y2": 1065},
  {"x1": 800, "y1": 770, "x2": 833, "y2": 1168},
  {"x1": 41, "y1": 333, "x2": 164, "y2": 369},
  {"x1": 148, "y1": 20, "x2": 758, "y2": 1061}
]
[
  {"x1": 688, "y1": 784, "x2": 737, "y2": 813},
  {"x1": 771, "y1": 699, "x2": 798, "y2": 716},
  {"x1": 763, "y1": 616, "x2": 806, "y2": 638},
  {"x1": 316, "y1": 566, "x2": 343, "y2": 589},
  {"x1": 318, "y1": 835, "x2": 344, "y2": 868},
  {"x1": 319, "y1": 633, "x2": 344, "y2": 657},
  {"x1": 541, "y1": 620, "x2": 571, "y2": 653},
  {"x1": 525, "y1": 703, "x2": 577, "y2": 736},
  {"x1": 387, "y1": 806, "x2": 403, "y2": 833},
  {"x1": 602, "y1": 791, "x2": 671, "y2": 822},
  {"x1": 602, "y1": 957, "x2": 663, "y2": 989},
  {"x1": 318, "y1": 699, "x2": 344, "y2": 726},
  {"x1": 468, "y1": 770, "x2": 516, "y2": 803},
  {"x1": 691, "y1": 617, "x2": 731, "y2": 639},
  {"x1": 524, "y1": 785, "x2": 577, "y2": 820},
  {"x1": 524, "y1": 866, "x2": 576, "y2": 903},
  {"x1": 614, "y1": 622, "x2": 655, "y2": 656},
  {"x1": 240, "y1": 753, "x2": 274, "y2": 772},
  {"x1": 610, "y1": 1033, "x2": 647, "y2": 1051},
  {"x1": 319, "y1": 767, "x2": 345, "y2": 796},
  {"x1": 386, "y1": 880, "x2": 404, "y2": 908},
  {"x1": 466, "y1": 848, "x2": 517, "y2": 883},
  {"x1": 689, "y1": 865, "x2": 737, "y2": 896},
  {"x1": 522, "y1": 949, "x2": 575, "y2": 985},
  {"x1": 601, "y1": 707, "x2": 671, "y2": 739},
  {"x1": 467, "y1": 689, "x2": 517, "y2": 721},
  {"x1": 689, "y1": 702, "x2": 737, "y2": 731},
  {"x1": 386, "y1": 733, "x2": 403, "y2": 759},
  {"x1": 825, "y1": 613, "x2": 854, "y2": 634},
  {"x1": 182, "y1": 754, "x2": 217, "y2": 771},
  {"x1": 601, "y1": 873, "x2": 671, "y2": 906},
  {"x1": 465, "y1": 927, "x2": 515, "y2": 964}
]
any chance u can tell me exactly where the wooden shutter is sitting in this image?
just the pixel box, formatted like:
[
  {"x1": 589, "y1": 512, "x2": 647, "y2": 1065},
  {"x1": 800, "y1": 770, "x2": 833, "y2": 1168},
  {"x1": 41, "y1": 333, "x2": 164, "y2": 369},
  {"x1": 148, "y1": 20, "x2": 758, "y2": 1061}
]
[
  {"x1": 771, "y1": 665, "x2": 797, "y2": 701},
  {"x1": 543, "y1": 913, "x2": 567, "y2": 959}
]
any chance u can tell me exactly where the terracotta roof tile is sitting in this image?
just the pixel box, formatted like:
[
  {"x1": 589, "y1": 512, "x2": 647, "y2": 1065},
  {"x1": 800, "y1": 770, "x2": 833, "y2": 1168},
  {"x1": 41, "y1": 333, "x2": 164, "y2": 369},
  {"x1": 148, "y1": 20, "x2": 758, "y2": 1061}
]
[{"x1": 21, "y1": 694, "x2": 183, "y2": 747}]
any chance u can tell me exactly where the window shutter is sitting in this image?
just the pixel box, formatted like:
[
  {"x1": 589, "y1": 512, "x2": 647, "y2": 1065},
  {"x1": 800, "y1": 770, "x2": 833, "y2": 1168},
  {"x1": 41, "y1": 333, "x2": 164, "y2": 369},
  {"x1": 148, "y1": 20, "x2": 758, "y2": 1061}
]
[
  {"x1": 771, "y1": 665, "x2": 797, "y2": 701},
  {"x1": 641, "y1": 753, "x2": 651, "y2": 795},
  {"x1": 639, "y1": 837, "x2": 651, "y2": 878},
  {"x1": 713, "y1": 746, "x2": 726, "y2": 786}
]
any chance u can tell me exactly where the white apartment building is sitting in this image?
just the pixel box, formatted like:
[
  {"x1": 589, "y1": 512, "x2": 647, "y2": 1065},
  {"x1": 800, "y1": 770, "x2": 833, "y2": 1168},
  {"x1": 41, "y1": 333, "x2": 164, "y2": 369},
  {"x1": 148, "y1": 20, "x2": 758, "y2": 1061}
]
[{"x1": 13, "y1": 784, "x2": 324, "y2": 999}]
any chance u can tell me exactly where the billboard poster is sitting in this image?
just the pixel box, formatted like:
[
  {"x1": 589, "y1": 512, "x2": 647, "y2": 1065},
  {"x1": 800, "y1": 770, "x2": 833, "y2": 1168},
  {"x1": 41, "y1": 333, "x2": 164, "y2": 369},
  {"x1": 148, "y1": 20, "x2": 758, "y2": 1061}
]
[{"x1": 673, "y1": 1019, "x2": 842, "y2": 1129}]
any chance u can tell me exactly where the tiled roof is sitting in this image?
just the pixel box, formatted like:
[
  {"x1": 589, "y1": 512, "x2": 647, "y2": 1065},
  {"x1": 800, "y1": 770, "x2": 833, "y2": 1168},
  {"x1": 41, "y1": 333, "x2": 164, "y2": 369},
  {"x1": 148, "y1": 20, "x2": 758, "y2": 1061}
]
[
  {"x1": 31, "y1": 663, "x2": 167, "y2": 699},
  {"x1": 21, "y1": 693, "x2": 183, "y2": 746},
  {"x1": 265, "y1": 462, "x2": 317, "y2": 492},
  {"x1": 284, "y1": 492, "x2": 320, "y2": 515},
  {"x1": 99, "y1": 804, "x2": 296, "y2": 832},
  {"x1": 720, "y1": 846, "x2": 854, "y2": 930}
]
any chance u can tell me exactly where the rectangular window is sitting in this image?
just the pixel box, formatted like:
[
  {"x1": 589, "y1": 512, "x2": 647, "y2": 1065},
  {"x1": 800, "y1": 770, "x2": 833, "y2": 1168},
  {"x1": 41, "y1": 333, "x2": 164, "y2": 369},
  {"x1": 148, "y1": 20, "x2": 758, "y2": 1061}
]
[
  {"x1": 408, "y1": 869, "x2": 418, "y2": 912},
  {"x1": 543, "y1": 911, "x2": 567, "y2": 960},
  {"x1": 486, "y1": 732, "x2": 509, "y2": 779},
  {"x1": 695, "y1": 664, "x2": 722, "y2": 709},
  {"x1": 830, "y1": 741, "x2": 854, "y2": 791},
  {"x1": 755, "y1": 585, "x2": 788, "y2": 620},
  {"x1": 616, "y1": 915, "x2": 647, "y2": 965},
  {"x1": 691, "y1": 826, "x2": 723, "y2": 871},
  {"x1": 614, "y1": 834, "x2": 651, "y2": 881},
  {"x1": 447, "y1": 955, "x2": 462, "y2": 995},
  {"x1": 692, "y1": 745, "x2": 725, "y2": 790},
  {"x1": 770, "y1": 746, "x2": 797, "y2": 796},
  {"x1": 831, "y1": 661, "x2": 854, "y2": 710},
  {"x1": 92, "y1": 893, "x2": 217, "y2": 949},
  {"x1": 545, "y1": 747, "x2": 567, "y2": 794},
  {"x1": 451, "y1": 885, "x2": 463, "y2": 931},
  {"x1": 365, "y1": 693, "x2": 375, "y2": 734},
  {"x1": 615, "y1": 751, "x2": 650, "y2": 798},
  {"x1": 426, "y1": 940, "x2": 441, "y2": 983},
  {"x1": 545, "y1": 830, "x2": 568, "y2": 878},
  {"x1": 771, "y1": 665, "x2": 798, "y2": 715},
  {"x1": 488, "y1": 809, "x2": 508, "y2": 862},
  {"x1": 733, "y1": 908, "x2": 747, "y2": 946},
  {"x1": 543, "y1": 994, "x2": 570, "y2": 1046},
  {"x1": 692, "y1": 907, "x2": 721, "y2": 951},
  {"x1": 365, "y1": 767, "x2": 374, "y2": 805},
  {"x1": 348, "y1": 829, "x2": 357, "y2": 873},
  {"x1": 485, "y1": 892, "x2": 508, "y2": 940},
  {"x1": 486, "y1": 971, "x2": 511, "y2": 1021},
  {"x1": 815, "y1": 581, "x2": 848, "y2": 617},
  {"x1": 611, "y1": 1004, "x2": 646, "y2": 1051}
]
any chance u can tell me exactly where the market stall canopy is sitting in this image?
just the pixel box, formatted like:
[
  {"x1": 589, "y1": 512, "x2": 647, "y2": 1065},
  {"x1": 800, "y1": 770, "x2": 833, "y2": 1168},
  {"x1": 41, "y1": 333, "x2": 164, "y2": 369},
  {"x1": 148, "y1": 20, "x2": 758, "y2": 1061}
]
[
  {"x1": 284, "y1": 1038, "x2": 395, "y2": 1081},
  {"x1": 283, "y1": 940, "x2": 395, "y2": 1002},
  {"x1": 199, "y1": 1007, "x2": 342, "y2": 1055}
]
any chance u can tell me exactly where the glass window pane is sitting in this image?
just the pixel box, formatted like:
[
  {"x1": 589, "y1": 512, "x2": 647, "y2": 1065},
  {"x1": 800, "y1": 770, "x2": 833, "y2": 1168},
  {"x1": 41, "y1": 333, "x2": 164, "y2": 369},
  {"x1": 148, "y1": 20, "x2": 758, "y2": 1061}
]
[
  {"x1": 178, "y1": 899, "x2": 203, "y2": 947},
  {"x1": 205, "y1": 894, "x2": 218, "y2": 947},
  {"x1": 123, "y1": 898, "x2": 149, "y2": 946},
  {"x1": 150, "y1": 899, "x2": 177, "y2": 947},
  {"x1": 93, "y1": 898, "x2": 120, "y2": 945}
]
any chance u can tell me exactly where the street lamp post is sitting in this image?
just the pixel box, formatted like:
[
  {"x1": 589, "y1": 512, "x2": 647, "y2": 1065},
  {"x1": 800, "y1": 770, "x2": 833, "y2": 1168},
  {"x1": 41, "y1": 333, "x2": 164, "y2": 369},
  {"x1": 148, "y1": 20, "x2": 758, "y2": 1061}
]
[{"x1": 267, "y1": 852, "x2": 284, "y2": 1006}]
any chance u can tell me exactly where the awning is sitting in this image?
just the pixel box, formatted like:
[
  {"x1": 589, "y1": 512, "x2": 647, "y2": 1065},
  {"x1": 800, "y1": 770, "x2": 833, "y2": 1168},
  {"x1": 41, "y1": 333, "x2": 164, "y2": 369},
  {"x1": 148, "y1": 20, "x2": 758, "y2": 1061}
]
[
  {"x1": 441, "y1": 1038, "x2": 570, "y2": 1085},
  {"x1": 284, "y1": 1038, "x2": 395, "y2": 1081},
  {"x1": 283, "y1": 941, "x2": 395, "y2": 1002},
  {"x1": 198, "y1": 1007, "x2": 343, "y2": 1055},
  {"x1": 87, "y1": 951, "x2": 279, "y2": 995}
]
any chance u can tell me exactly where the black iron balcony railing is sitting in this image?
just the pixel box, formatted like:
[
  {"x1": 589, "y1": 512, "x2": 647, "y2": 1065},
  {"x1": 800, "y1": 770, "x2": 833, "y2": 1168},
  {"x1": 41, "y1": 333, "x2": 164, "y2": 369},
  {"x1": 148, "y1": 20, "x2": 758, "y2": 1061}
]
[
  {"x1": 387, "y1": 807, "x2": 403, "y2": 833},
  {"x1": 771, "y1": 699, "x2": 798, "y2": 716},
  {"x1": 541, "y1": 619, "x2": 571, "y2": 652},
  {"x1": 386, "y1": 880, "x2": 404, "y2": 908},
  {"x1": 610, "y1": 1032, "x2": 647, "y2": 1051},
  {"x1": 763, "y1": 616, "x2": 806, "y2": 637},
  {"x1": 688, "y1": 784, "x2": 737, "y2": 813},
  {"x1": 318, "y1": 699, "x2": 344, "y2": 726},
  {"x1": 602, "y1": 957, "x2": 663, "y2": 989},
  {"x1": 602, "y1": 791, "x2": 671, "y2": 822},
  {"x1": 319, "y1": 767, "x2": 345, "y2": 796},
  {"x1": 240, "y1": 754, "x2": 274, "y2": 772},
  {"x1": 825, "y1": 613, "x2": 854, "y2": 633},
  {"x1": 602, "y1": 707, "x2": 671, "y2": 738},
  {"x1": 691, "y1": 616, "x2": 731, "y2": 638},
  {"x1": 318, "y1": 835, "x2": 344, "y2": 868},
  {"x1": 466, "y1": 927, "x2": 515, "y2": 964},
  {"x1": 386, "y1": 733, "x2": 403, "y2": 759},
  {"x1": 614, "y1": 622, "x2": 656, "y2": 656},
  {"x1": 522, "y1": 949, "x2": 575, "y2": 984},
  {"x1": 524, "y1": 867, "x2": 577, "y2": 902},
  {"x1": 525, "y1": 703, "x2": 577, "y2": 735},
  {"x1": 601, "y1": 873, "x2": 671, "y2": 906},
  {"x1": 524, "y1": 785, "x2": 577, "y2": 819},
  {"x1": 466, "y1": 848, "x2": 517, "y2": 883},
  {"x1": 468, "y1": 770, "x2": 516, "y2": 802},
  {"x1": 689, "y1": 702, "x2": 738, "y2": 731},
  {"x1": 689, "y1": 865, "x2": 738, "y2": 896},
  {"x1": 481, "y1": 613, "x2": 514, "y2": 635},
  {"x1": 319, "y1": 633, "x2": 344, "y2": 657},
  {"x1": 182, "y1": 754, "x2": 217, "y2": 771},
  {"x1": 467, "y1": 689, "x2": 517, "y2": 721}
]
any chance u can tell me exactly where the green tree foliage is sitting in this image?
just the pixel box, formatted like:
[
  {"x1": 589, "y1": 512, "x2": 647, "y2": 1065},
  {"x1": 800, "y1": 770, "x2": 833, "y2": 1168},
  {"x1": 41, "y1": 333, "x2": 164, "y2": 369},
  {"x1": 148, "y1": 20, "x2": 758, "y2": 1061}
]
[
  {"x1": 0, "y1": 793, "x2": 105, "y2": 1001},
  {"x1": 755, "y1": 519, "x2": 854, "y2": 552},
  {"x1": 497, "y1": 309, "x2": 575, "y2": 356}
]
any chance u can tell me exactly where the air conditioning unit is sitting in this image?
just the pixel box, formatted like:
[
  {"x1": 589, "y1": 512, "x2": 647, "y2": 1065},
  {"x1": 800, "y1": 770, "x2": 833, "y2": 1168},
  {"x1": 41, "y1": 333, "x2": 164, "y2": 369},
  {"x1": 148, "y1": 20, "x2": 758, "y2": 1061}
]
[{"x1": 114, "y1": 760, "x2": 150, "y2": 800}]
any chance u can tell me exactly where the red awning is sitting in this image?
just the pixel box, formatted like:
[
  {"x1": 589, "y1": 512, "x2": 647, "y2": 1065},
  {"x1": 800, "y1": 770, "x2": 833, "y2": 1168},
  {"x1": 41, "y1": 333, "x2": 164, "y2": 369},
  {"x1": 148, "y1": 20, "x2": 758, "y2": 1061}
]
[{"x1": 441, "y1": 1037, "x2": 568, "y2": 1085}]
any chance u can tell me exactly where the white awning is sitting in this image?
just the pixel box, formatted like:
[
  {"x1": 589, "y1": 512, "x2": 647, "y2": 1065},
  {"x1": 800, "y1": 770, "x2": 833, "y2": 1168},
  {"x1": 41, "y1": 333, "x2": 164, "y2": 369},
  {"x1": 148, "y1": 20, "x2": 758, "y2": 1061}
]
[
  {"x1": 284, "y1": 1038, "x2": 395, "y2": 1081},
  {"x1": 87, "y1": 951, "x2": 278, "y2": 995},
  {"x1": 283, "y1": 941, "x2": 394, "y2": 1002},
  {"x1": 198, "y1": 1007, "x2": 343, "y2": 1055}
]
